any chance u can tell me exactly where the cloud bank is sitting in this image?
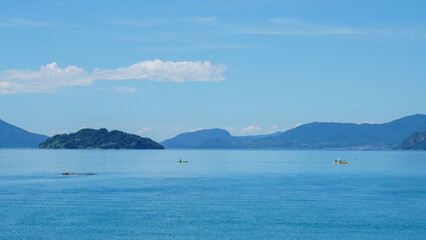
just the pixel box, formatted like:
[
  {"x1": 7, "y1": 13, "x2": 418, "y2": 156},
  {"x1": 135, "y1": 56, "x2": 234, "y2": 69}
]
[
  {"x1": 93, "y1": 60, "x2": 226, "y2": 82},
  {"x1": 241, "y1": 125, "x2": 262, "y2": 135},
  {"x1": 226, "y1": 125, "x2": 263, "y2": 136},
  {"x1": 0, "y1": 60, "x2": 226, "y2": 94}
]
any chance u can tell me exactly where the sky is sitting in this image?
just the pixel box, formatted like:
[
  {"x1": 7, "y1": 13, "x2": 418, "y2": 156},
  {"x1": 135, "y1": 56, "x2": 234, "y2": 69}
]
[{"x1": 0, "y1": 0, "x2": 425, "y2": 141}]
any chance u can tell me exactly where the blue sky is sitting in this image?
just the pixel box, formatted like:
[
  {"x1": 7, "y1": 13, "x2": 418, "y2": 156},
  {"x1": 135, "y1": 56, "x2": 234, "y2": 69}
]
[{"x1": 1, "y1": 0, "x2": 425, "y2": 141}]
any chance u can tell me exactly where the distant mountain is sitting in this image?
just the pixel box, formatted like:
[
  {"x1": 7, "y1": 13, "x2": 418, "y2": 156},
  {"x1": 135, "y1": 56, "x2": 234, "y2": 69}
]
[
  {"x1": 400, "y1": 131, "x2": 426, "y2": 150},
  {"x1": 39, "y1": 128, "x2": 164, "y2": 149},
  {"x1": 161, "y1": 114, "x2": 426, "y2": 149},
  {"x1": 0, "y1": 119, "x2": 48, "y2": 148},
  {"x1": 253, "y1": 114, "x2": 426, "y2": 149},
  {"x1": 161, "y1": 128, "x2": 283, "y2": 148},
  {"x1": 161, "y1": 128, "x2": 233, "y2": 148}
]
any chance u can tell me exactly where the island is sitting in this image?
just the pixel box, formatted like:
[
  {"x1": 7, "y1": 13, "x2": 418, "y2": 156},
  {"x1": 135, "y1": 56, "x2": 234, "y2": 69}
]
[{"x1": 39, "y1": 128, "x2": 164, "y2": 149}]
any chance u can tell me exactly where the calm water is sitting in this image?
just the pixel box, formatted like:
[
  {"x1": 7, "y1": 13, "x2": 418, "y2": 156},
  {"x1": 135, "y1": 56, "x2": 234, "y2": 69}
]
[{"x1": 0, "y1": 149, "x2": 425, "y2": 239}]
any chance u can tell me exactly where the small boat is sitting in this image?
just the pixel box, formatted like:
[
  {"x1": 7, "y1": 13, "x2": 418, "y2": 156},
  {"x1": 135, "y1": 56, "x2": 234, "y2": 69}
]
[
  {"x1": 334, "y1": 157, "x2": 347, "y2": 164},
  {"x1": 177, "y1": 159, "x2": 188, "y2": 163}
]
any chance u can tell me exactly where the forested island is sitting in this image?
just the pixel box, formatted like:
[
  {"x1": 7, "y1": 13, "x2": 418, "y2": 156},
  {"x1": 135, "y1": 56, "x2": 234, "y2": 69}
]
[{"x1": 39, "y1": 128, "x2": 164, "y2": 149}]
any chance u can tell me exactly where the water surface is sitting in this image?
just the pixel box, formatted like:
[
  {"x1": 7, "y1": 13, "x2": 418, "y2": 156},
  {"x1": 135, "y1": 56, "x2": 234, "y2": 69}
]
[{"x1": 0, "y1": 149, "x2": 425, "y2": 239}]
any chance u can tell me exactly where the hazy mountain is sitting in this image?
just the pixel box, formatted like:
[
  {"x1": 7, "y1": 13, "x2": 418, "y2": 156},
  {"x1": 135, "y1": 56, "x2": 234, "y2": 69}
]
[
  {"x1": 253, "y1": 114, "x2": 426, "y2": 149},
  {"x1": 0, "y1": 119, "x2": 48, "y2": 148},
  {"x1": 400, "y1": 131, "x2": 426, "y2": 150},
  {"x1": 161, "y1": 128, "x2": 233, "y2": 148},
  {"x1": 162, "y1": 114, "x2": 426, "y2": 149},
  {"x1": 161, "y1": 128, "x2": 283, "y2": 148},
  {"x1": 39, "y1": 128, "x2": 164, "y2": 149}
]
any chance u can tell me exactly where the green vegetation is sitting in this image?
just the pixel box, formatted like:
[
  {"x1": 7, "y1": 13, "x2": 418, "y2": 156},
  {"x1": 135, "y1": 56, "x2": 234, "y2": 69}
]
[
  {"x1": 400, "y1": 131, "x2": 426, "y2": 150},
  {"x1": 39, "y1": 128, "x2": 164, "y2": 149}
]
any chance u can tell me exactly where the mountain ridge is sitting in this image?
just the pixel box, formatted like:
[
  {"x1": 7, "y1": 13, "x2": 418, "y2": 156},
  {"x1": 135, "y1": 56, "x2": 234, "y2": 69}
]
[
  {"x1": 161, "y1": 114, "x2": 426, "y2": 149},
  {"x1": 0, "y1": 119, "x2": 49, "y2": 148}
]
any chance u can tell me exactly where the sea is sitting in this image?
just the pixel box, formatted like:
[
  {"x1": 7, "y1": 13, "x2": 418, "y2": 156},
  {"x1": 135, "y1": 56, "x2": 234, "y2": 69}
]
[{"x1": 0, "y1": 149, "x2": 425, "y2": 240}]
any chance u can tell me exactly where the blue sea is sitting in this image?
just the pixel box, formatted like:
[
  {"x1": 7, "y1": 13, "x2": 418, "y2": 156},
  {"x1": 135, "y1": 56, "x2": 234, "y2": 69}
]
[{"x1": 0, "y1": 149, "x2": 425, "y2": 239}]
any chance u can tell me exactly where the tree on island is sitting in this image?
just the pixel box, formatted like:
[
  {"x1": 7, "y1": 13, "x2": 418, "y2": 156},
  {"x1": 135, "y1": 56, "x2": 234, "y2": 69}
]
[{"x1": 39, "y1": 128, "x2": 164, "y2": 149}]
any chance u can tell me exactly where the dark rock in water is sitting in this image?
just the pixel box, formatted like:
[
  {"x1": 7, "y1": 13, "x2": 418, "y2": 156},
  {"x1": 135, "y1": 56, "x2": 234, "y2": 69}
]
[
  {"x1": 62, "y1": 172, "x2": 78, "y2": 175},
  {"x1": 62, "y1": 172, "x2": 96, "y2": 175}
]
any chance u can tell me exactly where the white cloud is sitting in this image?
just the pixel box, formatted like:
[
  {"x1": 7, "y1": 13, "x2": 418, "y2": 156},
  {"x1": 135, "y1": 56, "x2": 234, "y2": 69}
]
[
  {"x1": 98, "y1": 86, "x2": 136, "y2": 92},
  {"x1": 356, "y1": 121, "x2": 377, "y2": 125},
  {"x1": 270, "y1": 125, "x2": 278, "y2": 131},
  {"x1": 109, "y1": 18, "x2": 169, "y2": 26},
  {"x1": 0, "y1": 60, "x2": 226, "y2": 94},
  {"x1": 225, "y1": 127, "x2": 237, "y2": 135},
  {"x1": 231, "y1": 17, "x2": 426, "y2": 39},
  {"x1": 113, "y1": 87, "x2": 136, "y2": 92},
  {"x1": 243, "y1": 18, "x2": 354, "y2": 35},
  {"x1": 0, "y1": 63, "x2": 92, "y2": 94},
  {"x1": 241, "y1": 125, "x2": 262, "y2": 135},
  {"x1": 93, "y1": 59, "x2": 226, "y2": 82},
  {"x1": 226, "y1": 125, "x2": 264, "y2": 136},
  {"x1": 137, "y1": 128, "x2": 152, "y2": 135},
  {"x1": 294, "y1": 123, "x2": 303, "y2": 128}
]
